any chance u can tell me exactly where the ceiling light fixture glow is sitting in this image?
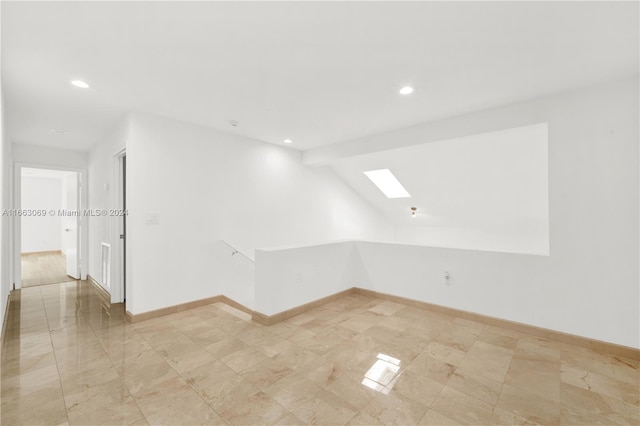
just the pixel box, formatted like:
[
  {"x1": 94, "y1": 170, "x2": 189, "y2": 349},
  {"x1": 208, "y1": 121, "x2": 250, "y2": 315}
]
[
  {"x1": 70, "y1": 80, "x2": 90, "y2": 89},
  {"x1": 399, "y1": 86, "x2": 414, "y2": 95},
  {"x1": 364, "y1": 169, "x2": 411, "y2": 198},
  {"x1": 283, "y1": 139, "x2": 293, "y2": 144}
]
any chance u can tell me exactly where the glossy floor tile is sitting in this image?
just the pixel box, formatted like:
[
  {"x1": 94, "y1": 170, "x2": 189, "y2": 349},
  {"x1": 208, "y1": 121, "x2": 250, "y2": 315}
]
[{"x1": 1, "y1": 281, "x2": 638, "y2": 425}]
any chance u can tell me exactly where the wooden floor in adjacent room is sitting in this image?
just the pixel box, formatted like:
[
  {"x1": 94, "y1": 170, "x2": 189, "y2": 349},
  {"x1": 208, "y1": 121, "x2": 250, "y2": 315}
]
[
  {"x1": 21, "y1": 251, "x2": 76, "y2": 288},
  {"x1": 1, "y1": 281, "x2": 638, "y2": 425}
]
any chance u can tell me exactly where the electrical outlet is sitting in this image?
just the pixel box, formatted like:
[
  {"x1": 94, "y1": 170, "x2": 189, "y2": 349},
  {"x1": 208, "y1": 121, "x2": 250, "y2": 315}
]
[
  {"x1": 444, "y1": 271, "x2": 451, "y2": 286},
  {"x1": 296, "y1": 273, "x2": 303, "y2": 284}
]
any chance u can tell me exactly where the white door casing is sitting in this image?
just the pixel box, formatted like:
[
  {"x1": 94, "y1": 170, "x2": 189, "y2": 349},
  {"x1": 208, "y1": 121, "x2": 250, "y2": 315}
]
[{"x1": 62, "y1": 173, "x2": 79, "y2": 279}]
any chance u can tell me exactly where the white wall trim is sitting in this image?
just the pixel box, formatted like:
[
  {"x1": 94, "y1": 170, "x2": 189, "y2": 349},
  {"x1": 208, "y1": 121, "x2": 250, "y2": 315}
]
[{"x1": 110, "y1": 148, "x2": 126, "y2": 304}]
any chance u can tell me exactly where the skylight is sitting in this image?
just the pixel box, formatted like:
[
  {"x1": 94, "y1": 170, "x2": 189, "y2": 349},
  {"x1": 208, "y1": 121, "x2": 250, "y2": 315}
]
[{"x1": 363, "y1": 169, "x2": 411, "y2": 198}]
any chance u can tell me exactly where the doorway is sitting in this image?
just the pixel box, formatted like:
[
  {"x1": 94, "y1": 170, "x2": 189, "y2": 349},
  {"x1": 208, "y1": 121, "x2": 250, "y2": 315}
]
[
  {"x1": 16, "y1": 166, "x2": 86, "y2": 288},
  {"x1": 109, "y1": 149, "x2": 127, "y2": 305},
  {"x1": 121, "y1": 154, "x2": 126, "y2": 302}
]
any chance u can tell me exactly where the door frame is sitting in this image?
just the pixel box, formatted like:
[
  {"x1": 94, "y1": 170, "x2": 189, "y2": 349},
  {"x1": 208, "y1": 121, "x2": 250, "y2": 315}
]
[
  {"x1": 110, "y1": 149, "x2": 126, "y2": 304},
  {"x1": 13, "y1": 162, "x2": 88, "y2": 289}
]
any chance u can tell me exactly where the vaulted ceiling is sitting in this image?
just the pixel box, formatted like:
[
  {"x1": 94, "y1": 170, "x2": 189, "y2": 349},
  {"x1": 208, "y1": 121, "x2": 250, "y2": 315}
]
[{"x1": 2, "y1": 1, "x2": 638, "y2": 151}]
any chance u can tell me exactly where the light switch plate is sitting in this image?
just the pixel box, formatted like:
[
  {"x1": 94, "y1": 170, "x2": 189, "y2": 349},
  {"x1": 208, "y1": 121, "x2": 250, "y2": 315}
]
[{"x1": 146, "y1": 213, "x2": 160, "y2": 225}]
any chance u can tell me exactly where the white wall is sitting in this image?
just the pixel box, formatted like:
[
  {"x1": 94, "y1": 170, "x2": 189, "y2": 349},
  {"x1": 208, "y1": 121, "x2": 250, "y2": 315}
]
[
  {"x1": 20, "y1": 176, "x2": 62, "y2": 253},
  {"x1": 255, "y1": 241, "x2": 362, "y2": 315},
  {"x1": 87, "y1": 117, "x2": 129, "y2": 298},
  {"x1": 12, "y1": 143, "x2": 88, "y2": 169},
  {"x1": 214, "y1": 241, "x2": 256, "y2": 310},
  {"x1": 0, "y1": 1, "x2": 11, "y2": 332},
  {"x1": 124, "y1": 112, "x2": 392, "y2": 314},
  {"x1": 354, "y1": 241, "x2": 559, "y2": 333},
  {"x1": 330, "y1": 123, "x2": 550, "y2": 255},
  {"x1": 259, "y1": 78, "x2": 639, "y2": 349}
]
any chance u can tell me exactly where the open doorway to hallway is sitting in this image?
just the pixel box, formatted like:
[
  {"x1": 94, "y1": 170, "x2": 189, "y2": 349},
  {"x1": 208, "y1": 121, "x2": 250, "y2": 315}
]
[{"x1": 20, "y1": 167, "x2": 80, "y2": 287}]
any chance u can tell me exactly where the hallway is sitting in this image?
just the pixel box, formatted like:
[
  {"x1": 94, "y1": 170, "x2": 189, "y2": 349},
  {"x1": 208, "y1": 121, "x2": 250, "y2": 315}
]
[
  {"x1": 1, "y1": 281, "x2": 638, "y2": 425},
  {"x1": 21, "y1": 251, "x2": 75, "y2": 288}
]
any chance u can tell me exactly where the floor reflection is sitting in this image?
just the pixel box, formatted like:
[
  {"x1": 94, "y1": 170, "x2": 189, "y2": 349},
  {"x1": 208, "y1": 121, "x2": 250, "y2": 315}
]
[{"x1": 362, "y1": 353, "x2": 401, "y2": 394}]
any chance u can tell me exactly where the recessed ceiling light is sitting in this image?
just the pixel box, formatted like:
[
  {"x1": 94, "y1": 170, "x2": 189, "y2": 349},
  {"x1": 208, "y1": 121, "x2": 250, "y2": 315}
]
[
  {"x1": 50, "y1": 129, "x2": 66, "y2": 134},
  {"x1": 364, "y1": 169, "x2": 411, "y2": 198},
  {"x1": 399, "y1": 86, "x2": 414, "y2": 95},
  {"x1": 71, "y1": 80, "x2": 90, "y2": 89},
  {"x1": 283, "y1": 139, "x2": 293, "y2": 144}
]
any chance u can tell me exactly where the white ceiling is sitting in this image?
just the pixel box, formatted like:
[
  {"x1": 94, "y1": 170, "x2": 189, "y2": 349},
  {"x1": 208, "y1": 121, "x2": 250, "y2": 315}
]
[{"x1": 2, "y1": 1, "x2": 638, "y2": 152}]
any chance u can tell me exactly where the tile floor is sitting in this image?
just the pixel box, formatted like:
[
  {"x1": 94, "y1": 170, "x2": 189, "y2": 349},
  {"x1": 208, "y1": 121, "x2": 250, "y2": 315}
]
[{"x1": 1, "y1": 281, "x2": 638, "y2": 425}]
